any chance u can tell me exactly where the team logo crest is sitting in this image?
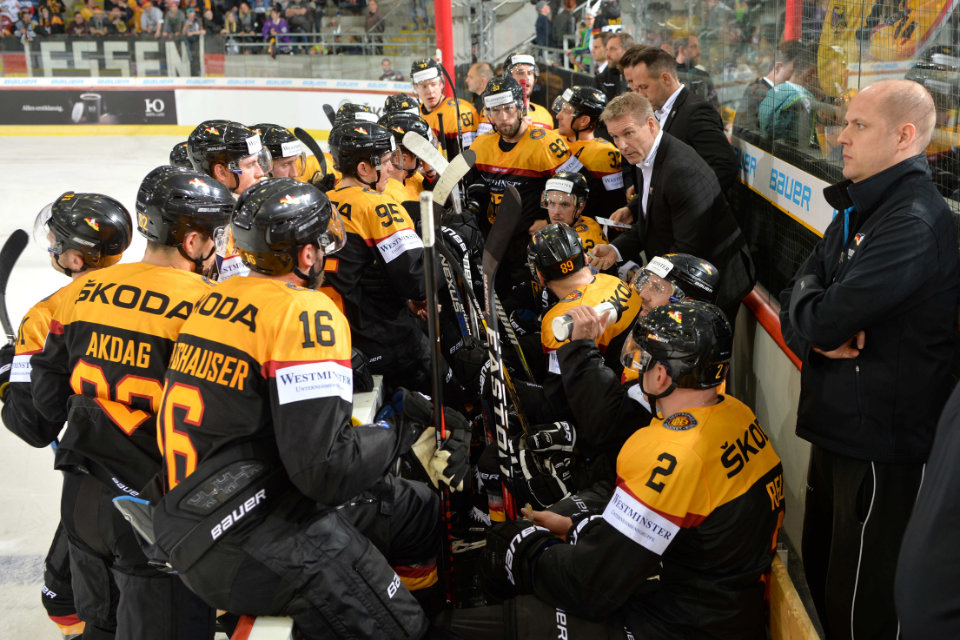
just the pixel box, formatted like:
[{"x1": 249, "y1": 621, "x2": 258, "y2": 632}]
[
  {"x1": 279, "y1": 194, "x2": 302, "y2": 205},
  {"x1": 204, "y1": 127, "x2": 219, "y2": 135},
  {"x1": 700, "y1": 262, "x2": 715, "y2": 275},
  {"x1": 563, "y1": 290, "x2": 583, "y2": 302},
  {"x1": 83, "y1": 217, "x2": 100, "y2": 231},
  {"x1": 354, "y1": 127, "x2": 368, "y2": 135},
  {"x1": 854, "y1": 233, "x2": 865, "y2": 246},
  {"x1": 575, "y1": 223, "x2": 588, "y2": 232},
  {"x1": 667, "y1": 310, "x2": 683, "y2": 323},
  {"x1": 664, "y1": 412, "x2": 697, "y2": 431},
  {"x1": 189, "y1": 178, "x2": 205, "y2": 187}
]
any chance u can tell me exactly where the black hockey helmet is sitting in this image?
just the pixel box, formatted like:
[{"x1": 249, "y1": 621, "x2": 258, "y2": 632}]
[
  {"x1": 551, "y1": 85, "x2": 608, "y2": 126},
  {"x1": 527, "y1": 222, "x2": 586, "y2": 282},
  {"x1": 334, "y1": 103, "x2": 379, "y2": 126},
  {"x1": 540, "y1": 171, "x2": 590, "y2": 210},
  {"x1": 505, "y1": 52, "x2": 539, "y2": 78},
  {"x1": 379, "y1": 110, "x2": 432, "y2": 145},
  {"x1": 384, "y1": 92, "x2": 421, "y2": 114},
  {"x1": 333, "y1": 121, "x2": 400, "y2": 183},
  {"x1": 410, "y1": 58, "x2": 444, "y2": 86},
  {"x1": 482, "y1": 75, "x2": 525, "y2": 115},
  {"x1": 251, "y1": 123, "x2": 306, "y2": 176},
  {"x1": 232, "y1": 178, "x2": 345, "y2": 283},
  {"x1": 631, "y1": 254, "x2": 720, "y2": 304},
  {"x1": 136, "y1": 166, "x2": 234, "y2": 247},
  {"x1": 186, "y1": 120, "x2": 272, "y2": 178},
  {"x1": 169, "y1": 141, "x2": 193, "y2": 169},
  {"x1": 620, "y1": 300, "x2": 732, "y2": 392},
  {"x1": 34, "y1": 192, "x2": 133, "y2": 272}
]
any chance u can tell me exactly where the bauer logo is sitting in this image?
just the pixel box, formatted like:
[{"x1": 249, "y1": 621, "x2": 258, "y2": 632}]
[
  {"x1": 387, "y1": 573, "x2": 401, "y2": 598},
  {"x1": 210, "y1": 489, "x2": 267, "y2": 540}
]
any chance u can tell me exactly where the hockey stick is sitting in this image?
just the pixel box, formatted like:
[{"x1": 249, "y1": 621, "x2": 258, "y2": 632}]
[
  {"x1": 402, "y1": 131, "x2": 450, "y2": 173},
  {"x1": 420, "y1": 191, "x2": 456, "y2": 607},
  {"x1": 0, "y1": 229, "x2": 28, "y2": 341},
  {"x1": 437, "y1": 63, "x2": 466, "y2": 158},
  {"x1": 293, "y1": 127, "x2": 328, "y2": 177},
  {"x1": 433, "y1": 149, "x2": 475, "y2": 207},
  {"x1": 322, "y1": 104, "x2": 337, "y2": 129},
  {"x1": 482, "y1": 186, "x2": 525, "y2": 520}
]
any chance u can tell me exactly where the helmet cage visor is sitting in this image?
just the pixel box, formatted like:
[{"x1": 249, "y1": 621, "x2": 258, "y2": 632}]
[
  {"x1": 620, "y1": 332, "x2": 655, "y2": 375},
  {"x1": 229, "y1": 146, "x2": 273, "y2": 176},
  {"x1": 319, "y1": 205, "x2": 346, "y2": 254},
  {"x1": 631, "y1": 270, "x2": 685, "y2": 303}
]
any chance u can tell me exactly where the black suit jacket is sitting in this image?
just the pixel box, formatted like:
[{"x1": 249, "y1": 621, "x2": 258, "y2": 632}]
[
  {"x1": 596, "y1": 65, "x2": 627, "y2": 103},
  {"x1": 614, "y1": 133, "x2": 754, "y2": 317},
  {"x1": 659, "y1": 86, "x2": 738, "y2": 193}
]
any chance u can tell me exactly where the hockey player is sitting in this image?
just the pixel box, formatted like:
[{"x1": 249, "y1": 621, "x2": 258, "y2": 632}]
[
  {"x1": 378, "y1": 110, "x2": 434, "y2": 202},
  {"x1": 251, "y1": 123, "x2": 307, "y2": 178},
  {"x1": 186, "y1": 119, "x2": 270, "y2": 195},
  {"x1": 169, "y1": 141, "x2": 192, "y2": 168},
  {"x1": 505, "y1": 53, "x2": 555, "y2": 130},
  {"x1": 384, "y1": 92, "x2": 421, "y2": 115},
  {"x1": 152, "y1": 178, "x2": 469, "y2": 639},
  {"x1": 188, "y1": 120, "x2": 272, "y2": 281},
  {"x1": 552, "y1": 86, "x2": 625, "y2": 217},
  {"x1": 29, "y1": 166, "x2": 235, "y2": 640},
  {"x1": 410, "y1": 57, "x2": 480, "y2": 156},
  {"x1": 467, "y1": 75, "x2": 579, "y2": 310},
  {"x1": 1, "y1": 192, "x2": 132, "y2": 639},
  {"x1": 322, "y1": 121, "x2": 435, "y2": 393},
  {"x1": 449, "y1": 302, "x2": 783, "y2": 640},
  {"x1": 540, "y1": 172, "x2": 609, "y2": 252}
]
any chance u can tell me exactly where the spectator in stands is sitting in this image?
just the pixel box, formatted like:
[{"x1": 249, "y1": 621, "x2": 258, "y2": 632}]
[
  {"x1": 567, "y1": 9, "x2": 596, "y2": 71},
  {"x1": 262, "y1": 4, "x2": 291, "y2": 53},
  {"x1": 732, "y1": 39, "x2": 801, "y2": 148},
  {"x1": 674, "y1": 34, "x2": 719, "y2": 110},
  {"x1": 14, "y1": 8, "x2": 35, "y2": 43},
  {"x1": 285, "y1": 0, "x2": 311, "y2": 52},
  {"x1": 551, "y1": 0, "x2": 577, "y2": 52},
  {"x1": 183, "y1": 7, "x2": 203, "y2": 33},
  {"x1": 66, "y1": 10, "x2": 88, "y2": 34},
  {"x1": 379, "y1": 58, "x2": 404, "y2": 81},
  {"x1": 535, "y1": 0, "x2": 552, "y2": 50},
  {"x1": 237, "y1": 0, "x2": 255, "y2": 33},
  {"x1": 201, "y1": 7, "x2": 221, "y2": 32},
  {"x1": 758, "y1": 43, "x2": 821, "y2": 154},
  {"x1": 0, "y1": 0, "x2": 19, "y2": 26},
  {"x1": 590, "y1": 31, "x2": 606, "y2": 75},
  {"x1": 780, "y1": 79, "x2": 960, "y2": 640},
  {"x1": 140, "y1": 0, "x2": 162, "y2": 36},
  {"x1": 409, "y1": 0, "x2": 426, "y2": 29},
  {"x1": 364, "y1": 0, "x2": 384, "y2": 54},
  {"x1": 250, "y1": 0, "x2": 268, "y2": 30},
  {"x1": 88, "y1": 4, "x2": 109, "y2": 35},
  {"x1": 77, "y1": 0, "x2": 96, "y2": 21},
  {"x1": 108, "y1": 5, "x2": 129, "y2": 32},
  {"x1": 36, "y1": 4, "x2": 64, "y2": 33},
  {"x1": 163, "y1": 1, "x2": 185, "y2": 35}
]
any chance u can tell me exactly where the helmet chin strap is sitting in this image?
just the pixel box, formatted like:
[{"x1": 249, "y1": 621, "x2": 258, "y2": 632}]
[
  {"x1": 639, "y1": 363, "x2": 677, "y2": 418},
  {"x1": 54, "y1": 254, "x2": 75, "y2": 278},
  {"x1": 293, "y1": 253, "x2": 325, "y2": 289},
  {"x1": 178, "y1": 244, "x2": 216, "y2": 276}
]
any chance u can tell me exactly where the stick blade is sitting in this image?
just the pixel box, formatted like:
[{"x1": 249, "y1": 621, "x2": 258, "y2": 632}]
[
  {"x1": 0, "y1": 229, "x2": 28, "y2": 339},
  {"x1": 432, "y1": 149, "x2": 475, "y2": 206},
  {"x1": 402, "y1": 131, "x2": 449, "y2": 172}
]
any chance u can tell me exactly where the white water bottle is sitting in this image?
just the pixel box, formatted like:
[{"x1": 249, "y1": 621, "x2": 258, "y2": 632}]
[{"x1": 552, "y1": 301, "x2": 618, "y2": 341}]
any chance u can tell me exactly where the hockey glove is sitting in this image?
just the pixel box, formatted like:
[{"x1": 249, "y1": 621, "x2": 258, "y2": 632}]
[
  {"x1": 509, "y1": 440, "x2": 574, "y2": 510},
  {"x1": 481, "y1": 519, "x2": 560, "y2": 597},
  {"x1": 394, "y1": 388, "x2": 471, "y2": 491},
  {"x1": 522, "y1": 421, "x2": 576, "y2": 454},
  {"x1": 309, "y1": 170, "x2": 337, "y2": 193},
  {"x1": 0, "y1": 341, "x2": 14, "y2": 401}
]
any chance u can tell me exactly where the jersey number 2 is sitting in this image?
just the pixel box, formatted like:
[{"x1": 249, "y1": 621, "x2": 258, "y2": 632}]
[{"x1": 645, "y1": 452, "x2": 677, "y2": 493}]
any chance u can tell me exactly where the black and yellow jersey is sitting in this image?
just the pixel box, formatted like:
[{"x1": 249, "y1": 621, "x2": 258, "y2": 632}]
[
  {"x1": 526, "y1": 101, "x2": 556, "y2": 130},
  {"x1": 532, "y1": 395, "x2": 783, "y2": 639},
  {"x1": 30, "y1": 263, "x2": 215, "y2": 492},
  {"x1": 571, "y1": 216, "x2": 608, "y2": 252},
  {"x1": 158, "y1": 276, "x2": 409, "y2": 504},
  {"x1": 541, "y1": 273, "x2": 640, "y2": 375},
  {"x1": 469, "y1": 126, "x2": 580, "y2": 229},
  {"x1": 568, "y1": 137, "x2": 626, "y2": 217},
  {"x1": 421, "y1": 98, "x2": 479, "y2": 156},
  {"x1": 382, "y1": 174, "x2": 424, "y2": 207},
  {"x1": 297, "y1": 152, "x2": 341, "y2": 185},
  {"x1": 1, "y1": 286, "x2": 71, "y2": 448},
  {"x1": 324, "y1": 185, "x2": 426, "y2": 357}
]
